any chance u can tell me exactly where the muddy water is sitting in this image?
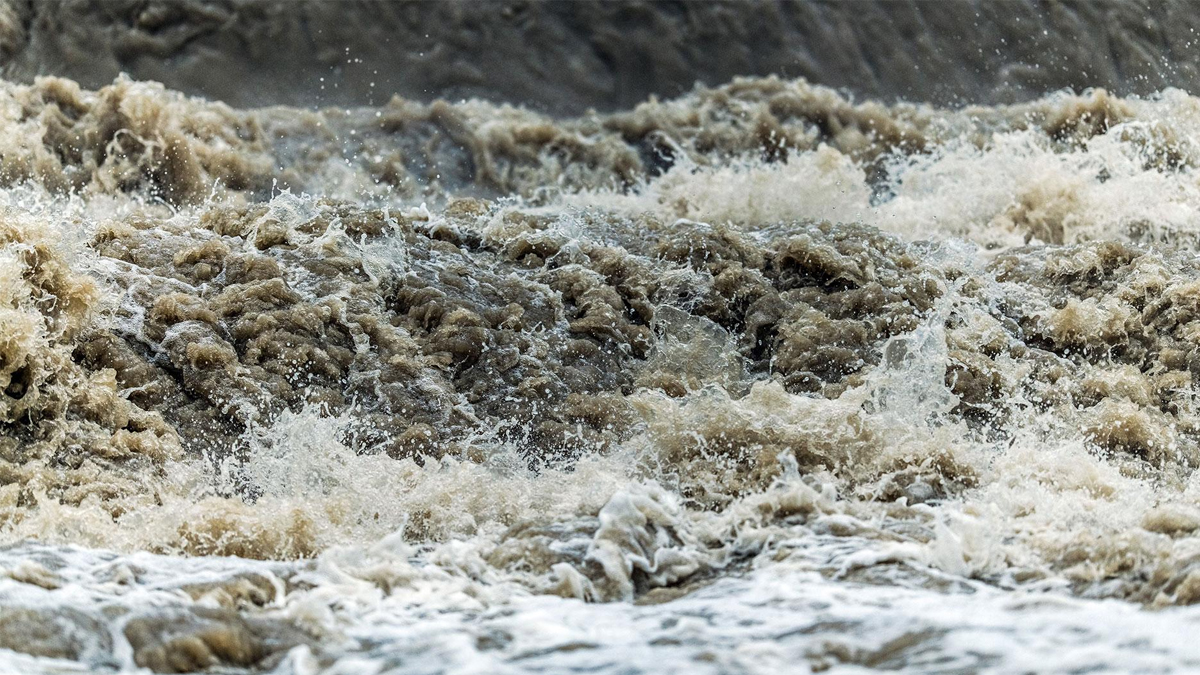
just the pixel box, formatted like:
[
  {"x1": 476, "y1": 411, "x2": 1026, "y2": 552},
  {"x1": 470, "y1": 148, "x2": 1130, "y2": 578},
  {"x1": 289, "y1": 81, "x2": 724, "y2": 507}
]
[{"x1": 3, "y1": 74, "x2": 1200, "y2": 672}]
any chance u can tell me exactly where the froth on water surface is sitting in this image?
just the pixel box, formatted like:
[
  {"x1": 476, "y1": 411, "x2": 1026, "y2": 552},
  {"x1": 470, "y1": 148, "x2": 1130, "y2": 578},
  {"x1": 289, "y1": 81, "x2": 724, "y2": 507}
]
[{"x1": 5, "y1": 73, "x2": 1200, "y2": 672}]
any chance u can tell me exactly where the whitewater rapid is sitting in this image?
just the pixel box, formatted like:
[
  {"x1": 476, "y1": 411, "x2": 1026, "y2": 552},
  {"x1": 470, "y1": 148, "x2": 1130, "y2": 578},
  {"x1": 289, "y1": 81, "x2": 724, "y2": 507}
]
[{"x1": 3, "y1": 74, "x2": 1200, "y2": 672}]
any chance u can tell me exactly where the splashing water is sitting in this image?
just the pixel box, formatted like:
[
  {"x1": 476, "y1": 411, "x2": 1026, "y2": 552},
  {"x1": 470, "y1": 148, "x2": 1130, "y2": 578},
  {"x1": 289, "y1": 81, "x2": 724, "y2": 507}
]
[{"x1": 4, "y1": 74, "x2": 1200, "y2": 672}]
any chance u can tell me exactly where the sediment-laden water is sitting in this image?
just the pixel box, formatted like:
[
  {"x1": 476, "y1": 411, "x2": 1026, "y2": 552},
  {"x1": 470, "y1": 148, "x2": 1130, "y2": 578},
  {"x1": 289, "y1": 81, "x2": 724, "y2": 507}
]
[{"x1": 3, "y1": 72, "x2": 1200, "y2": 672}]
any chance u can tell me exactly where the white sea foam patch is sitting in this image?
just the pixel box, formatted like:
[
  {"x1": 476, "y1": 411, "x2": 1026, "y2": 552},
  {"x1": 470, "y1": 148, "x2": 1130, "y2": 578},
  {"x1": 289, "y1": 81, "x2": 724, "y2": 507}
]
[
  {"x1": 8, "y1": 540, "x2": 1200, "y2": 675},
  {"x1": 0, "y1": 403, "x2": 631, "y2": 560},
  {"x1": 220, "y1": 406, "x2": 636, "y2": 544},
  {"x1": 872, "y1": 124, "x2": 1200, "y2": 247},
  {"x1": 332, "y1": 564, "x2": 1200, "y2": 675},
  {"x1": 560, "y1": 144, "x2": 873, "y2": 228},
  {"x1": 916, "y1": 420, "x2": 1200, "y2": 604},
  {"x1": 579, "y1": 99, "x2": 1200, "y2": 251},
  {"x1": 648, "y1": 145, "x2": 873, "y2": 227}
]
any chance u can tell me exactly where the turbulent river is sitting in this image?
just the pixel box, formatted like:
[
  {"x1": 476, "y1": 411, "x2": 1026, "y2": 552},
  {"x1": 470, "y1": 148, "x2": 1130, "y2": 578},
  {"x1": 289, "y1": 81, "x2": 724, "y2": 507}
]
[{"x1": 4, "y1": 71, "x2": 1200, "y2": 673}]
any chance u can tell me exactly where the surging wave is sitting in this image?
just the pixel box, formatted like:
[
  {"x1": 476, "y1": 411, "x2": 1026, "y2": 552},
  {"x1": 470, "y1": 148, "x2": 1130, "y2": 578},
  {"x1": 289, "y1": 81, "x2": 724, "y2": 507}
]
[{"x1": 4, "y1": 74, "x2": 1200, "y2": 672}]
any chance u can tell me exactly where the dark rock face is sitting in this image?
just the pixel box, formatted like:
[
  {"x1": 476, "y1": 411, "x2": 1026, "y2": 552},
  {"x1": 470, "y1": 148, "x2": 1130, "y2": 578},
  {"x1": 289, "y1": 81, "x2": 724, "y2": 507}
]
[{"x1": 1, "y1": 0, "x2": 1195, "y2": 114}]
